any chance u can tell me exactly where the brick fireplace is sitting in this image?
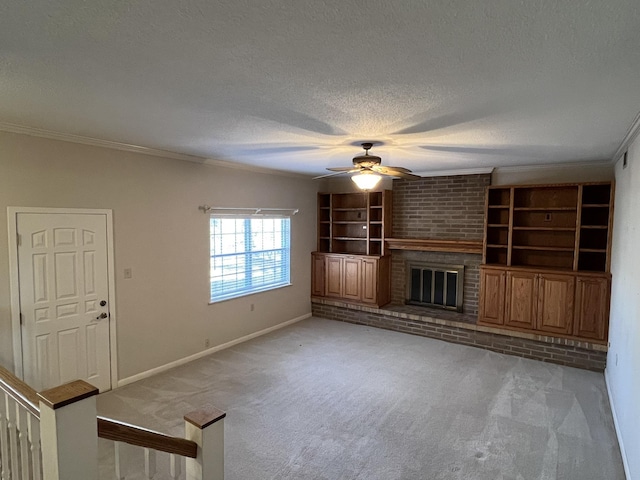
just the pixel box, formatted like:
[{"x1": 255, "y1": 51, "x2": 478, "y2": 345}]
[
  {"x1": 311, "y1": 173, "x2": 608, "y2": 371},
  {"x1": 389, "y1": 174, "x2": 489, "y2": 314}
]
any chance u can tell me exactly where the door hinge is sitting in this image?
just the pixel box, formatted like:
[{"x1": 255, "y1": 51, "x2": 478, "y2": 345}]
[
  {"x1": 17, "y1": 233, "x2": 22, "y2": 246},
  {"x1": 19, "y1": 312, "x2": 24, "y2": 324}
]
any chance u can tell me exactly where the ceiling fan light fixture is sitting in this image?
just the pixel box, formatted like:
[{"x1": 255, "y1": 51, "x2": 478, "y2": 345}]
[{"x1": 351, "y1": 171, "x2": 382, "y2": 191}]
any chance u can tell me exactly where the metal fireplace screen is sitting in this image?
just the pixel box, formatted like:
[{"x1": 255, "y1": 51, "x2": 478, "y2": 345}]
[{"x1": 406, "y1": 263, "x2": 464, "y2": 312}]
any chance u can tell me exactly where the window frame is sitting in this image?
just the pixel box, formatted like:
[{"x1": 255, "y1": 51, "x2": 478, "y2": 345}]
[{"x1": 208, "y1": 214, "x2": 291, "y2": 304}]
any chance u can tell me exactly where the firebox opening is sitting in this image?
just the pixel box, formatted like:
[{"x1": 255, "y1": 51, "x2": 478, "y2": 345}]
[{"x1": 406, "y1": 262, "x2": 464, "y2": 312}]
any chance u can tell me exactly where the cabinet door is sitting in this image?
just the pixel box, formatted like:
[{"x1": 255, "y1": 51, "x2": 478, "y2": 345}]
[
  {"x1": 311, "y1": 254, "x2": 326, "y2": 297},
  {"x1": 325, "y1": 255, "x2": 343, "y2": 298},
  {"x1": 573, "y1": 276, "x2": 610, "y2": 340},
  {"x1": 361, "y1": 258, "x2": 378, "y2": 304},
  {"x1": 479, "y1": 268, "x2": 506, "y2": 325},
  {"x1": 505, "y1": 271, "x2": 538, "y2": 329},
  {"x1": 343, "y1": 257, "x2": 362, "y2": 301},
  {"x1": 536, "y1": 273, "x2": 575, "y2": 335}
]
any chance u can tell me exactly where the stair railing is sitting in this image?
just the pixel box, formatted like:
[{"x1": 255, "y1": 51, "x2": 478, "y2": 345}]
[{"x1": 0, "y1": 366, "x2": 225, "y2": 480}]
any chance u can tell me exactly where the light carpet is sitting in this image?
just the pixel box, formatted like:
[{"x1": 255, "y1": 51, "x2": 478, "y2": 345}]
[{"x1": 97, "y1": 317, "x2": 624, "y2": 479}]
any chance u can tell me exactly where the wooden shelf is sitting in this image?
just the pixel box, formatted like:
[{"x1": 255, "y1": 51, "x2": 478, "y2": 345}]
[
  {"x1": 514, "y1": 207, "x2": 577, "y2": 211},
  {"x1": 512, "y1": 245, "x2": 575, "y2": 252},
  {"x1": 485, "y1": 181, "x2": 612, "y2": 273},
  {"x1": 487, "y1": 244, "x2": 507, "y2": 248},
  {"x1": 513, "y1": 227, "x2": 575, "y2": 231},
  {"x1": 317, "y1": 191, "x2": 392, "y2": 256}
]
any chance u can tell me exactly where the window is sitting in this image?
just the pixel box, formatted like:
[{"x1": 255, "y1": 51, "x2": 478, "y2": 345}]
[{"x1": 209, "y1": 216, "x2": 291, "y2": 302}]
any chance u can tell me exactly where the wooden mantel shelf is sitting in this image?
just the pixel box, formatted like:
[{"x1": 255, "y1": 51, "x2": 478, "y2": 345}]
[{"x1": 385, "y1": 238, "x2": 483, "y2": 254}]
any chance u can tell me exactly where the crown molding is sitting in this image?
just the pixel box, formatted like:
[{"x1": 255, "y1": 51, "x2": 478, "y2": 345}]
[
  {"x1": 612, "y1": 109, "x2": 640, "y2": 163},
  {"x1": 0, "y1": 122, "x2": 310, "y2": 180},
  {"x1": 412, "y1": 167, "x2": 494, "y2": 177},
  {"x1": 0, "y1": 121, "x2": 209, "y2": 163}
]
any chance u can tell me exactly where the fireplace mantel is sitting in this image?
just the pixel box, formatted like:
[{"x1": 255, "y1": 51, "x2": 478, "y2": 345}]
[{"x1": 385, "y1": 238, "x2": 483, "y2": 254}]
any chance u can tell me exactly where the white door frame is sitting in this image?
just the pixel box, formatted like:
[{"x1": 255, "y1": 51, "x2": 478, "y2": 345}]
[{"x1": 7, "y1": 207, "x2": 119, "y2": 389}]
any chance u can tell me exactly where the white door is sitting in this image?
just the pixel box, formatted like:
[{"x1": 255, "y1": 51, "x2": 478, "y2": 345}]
[{"x1": 17, "y1": 213, "x2": 112, "y2": 392}]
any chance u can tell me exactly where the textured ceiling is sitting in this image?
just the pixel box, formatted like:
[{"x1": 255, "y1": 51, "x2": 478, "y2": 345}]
[{"x1": 1, "y1": 0, "x2": 640, "y2": 176}]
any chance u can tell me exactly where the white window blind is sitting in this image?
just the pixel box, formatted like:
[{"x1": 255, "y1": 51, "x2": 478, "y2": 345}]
[{"x1": 209, "y1": 216, "x2": 291, "y2": 302}]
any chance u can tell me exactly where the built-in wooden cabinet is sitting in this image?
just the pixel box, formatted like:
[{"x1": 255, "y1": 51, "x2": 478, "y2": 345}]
[
  {"x1": 536, "y1": 272, "x2": 575, "y2": 335},
  {"x1": 317, "y1": 191, "x2": 392, "y2": 256},
  {"x1": 312, "y1": 253, "x2": 391, "y2": 306},
  {"x1": 504, "y1": 270, "x2": 538, "y2": 330},
  {"x1": 480, "y1": 181, "x2": 613, "y2": 342},
  {"x1": 478, "y1": 268, "x2": 506, "y2": 325},
  {"x1": 573, "y1": 275, "x2": 610, "y2": 340},
  {"x1": 311, "y1": 253, "x2": 326, "y2": 296},
  {"x1": 483, "y1": 182, "x2": 613, "y2": 271},
  {"x1": 313, "y1": 191, "x2": 392, "y2": 307},
  {"x1": 481, "y1": 265, "x2": 610, "y2": 340}
]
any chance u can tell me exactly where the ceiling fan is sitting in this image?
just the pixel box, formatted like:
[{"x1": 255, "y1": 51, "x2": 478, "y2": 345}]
[{"x1": 314, "y1": 143, "x2": 421, "y2": 190}]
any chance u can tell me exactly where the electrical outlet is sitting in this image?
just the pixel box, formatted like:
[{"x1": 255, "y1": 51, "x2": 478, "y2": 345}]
[
  {"x1": 250, "y1": 303, "x2": 255, "y2": 312},
  {"x1": 204, "y1": 338, "x2": 210, "y2": 349},
  {"x1": 124, "y1": 268, "x2": 132, "y2": 279}
]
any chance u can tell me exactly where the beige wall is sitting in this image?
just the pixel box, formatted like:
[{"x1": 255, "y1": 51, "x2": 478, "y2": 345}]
[
  {"x1": 0, "y1": 131, "x2": 317, "y2": 381},
  {"x1": 492, "y1": 162, "x2": 614, "y2": 185}
]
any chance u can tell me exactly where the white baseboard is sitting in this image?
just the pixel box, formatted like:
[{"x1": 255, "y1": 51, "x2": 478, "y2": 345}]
[
  {"x1": 117, "y1": 313, "x2": 312, "y2": 388},
  {"x1": 605, "y1": 368, "x2": 631, "y2": 480}
]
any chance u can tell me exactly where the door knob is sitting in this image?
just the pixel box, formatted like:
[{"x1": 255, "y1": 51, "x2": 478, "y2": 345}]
[{"x1": 96, "y1": 312, "x2": 108, "y2": 320}]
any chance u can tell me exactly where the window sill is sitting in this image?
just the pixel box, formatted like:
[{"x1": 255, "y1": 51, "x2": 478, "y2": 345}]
[{"x1": 208, "y1": 283, "x2": 292, "y2": 305}]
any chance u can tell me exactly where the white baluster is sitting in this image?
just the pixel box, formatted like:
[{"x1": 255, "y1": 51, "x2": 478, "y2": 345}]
[
  {"x1": 114, "y1": 441, "x2": 135, "y2": 480},
  {"x1": 144, "y1": 448, "x2": 156, "y2": 479},
  {"x1": 27, "y1": 415, "x2": 41, "y2": 480},
  {"x1": 17, "y1": 407, "x2": 30, "y2": 480},
  {"x1": 170, "y1": 454, "x2": 182, "y2": 480},
  {"x1": 0, "y1": 392, "x2": 9, "y2": 480},
  {"x1": 6, "y1": 397, "x2": 19, "y2": 480}
]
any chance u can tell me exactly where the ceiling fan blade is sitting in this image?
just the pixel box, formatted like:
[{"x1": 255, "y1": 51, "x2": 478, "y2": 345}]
[
  {"x1": 327, "y1": 166, "x2": 359, "y2": 172},
  {"x1": 313, "y1": 169, "x2": 359, "y2": 180},
  {"x1": 372, "y1": 166, "x2": 422, "y2": 179}
]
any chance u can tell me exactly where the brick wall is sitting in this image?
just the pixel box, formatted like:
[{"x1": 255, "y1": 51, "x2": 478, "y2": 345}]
[
  {"x1": 392, "y1": 174, "x2": 490, "y2": 239},
  {"x1": 312, "y1": 301, "x2": 607, "y2": 372},
  {"x1": 390, "y1": 174, "x2": 489, "y2": 314}
]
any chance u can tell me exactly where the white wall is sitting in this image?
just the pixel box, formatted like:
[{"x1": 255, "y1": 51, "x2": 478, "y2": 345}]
[
  {"x1": 0, "y1": 131, "x2": 317, "y2": 381},
  {"x1": 607, "y1": 140, "x2": 640, "y2": 479}
]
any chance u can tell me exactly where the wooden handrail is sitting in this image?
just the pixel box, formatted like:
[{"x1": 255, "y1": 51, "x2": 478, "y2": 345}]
[
  {"x1": 0, "y1": 365, "x2": 40, "y2": 417},
  {"x1": 97, "y1": 416, "x2": 198, "y2": 458}
]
